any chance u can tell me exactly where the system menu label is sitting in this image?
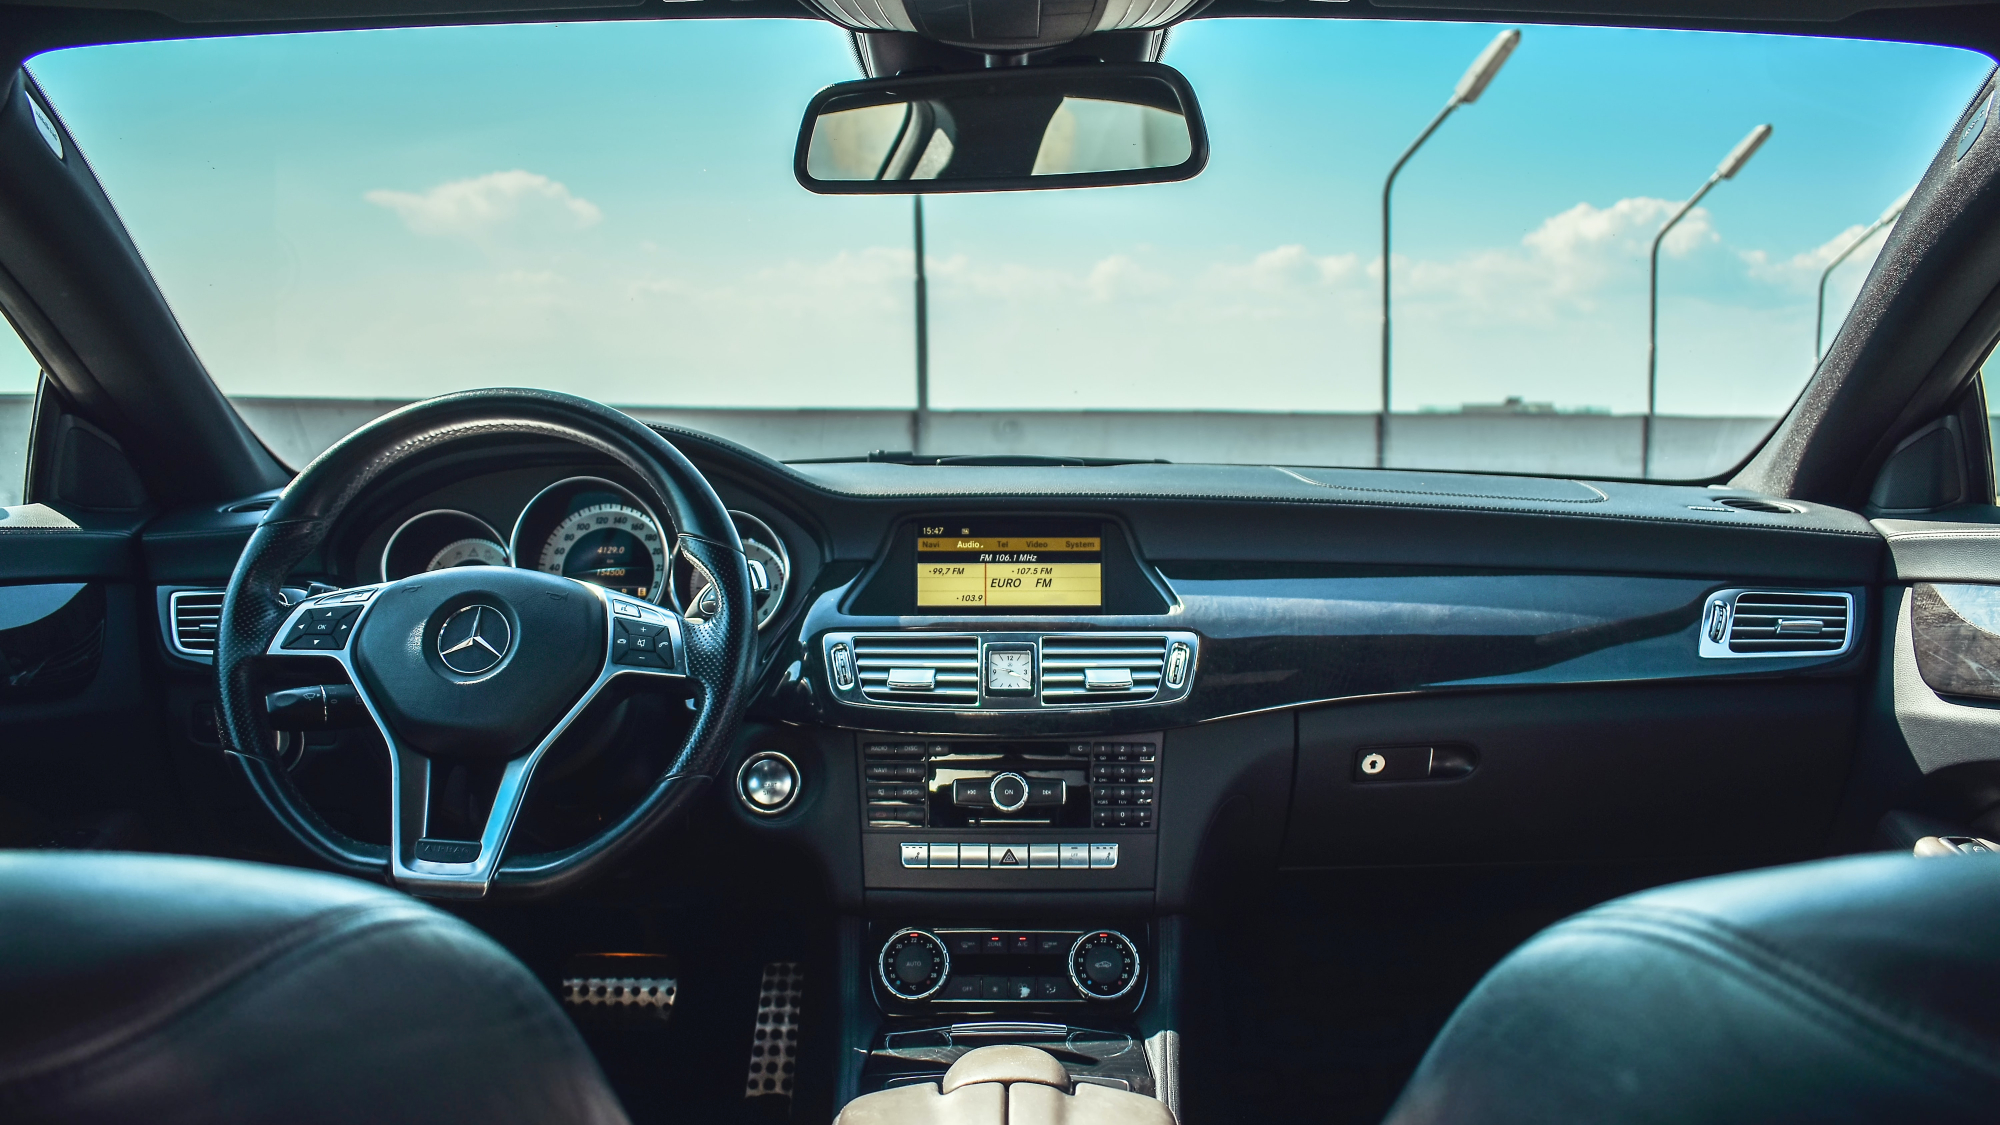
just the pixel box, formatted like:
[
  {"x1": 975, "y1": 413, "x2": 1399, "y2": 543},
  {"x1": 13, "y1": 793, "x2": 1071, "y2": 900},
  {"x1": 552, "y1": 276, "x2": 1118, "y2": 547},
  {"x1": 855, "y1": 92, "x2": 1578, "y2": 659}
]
[{"x1": 916, "y1": 521, "x2": 1103, "y2": 609}]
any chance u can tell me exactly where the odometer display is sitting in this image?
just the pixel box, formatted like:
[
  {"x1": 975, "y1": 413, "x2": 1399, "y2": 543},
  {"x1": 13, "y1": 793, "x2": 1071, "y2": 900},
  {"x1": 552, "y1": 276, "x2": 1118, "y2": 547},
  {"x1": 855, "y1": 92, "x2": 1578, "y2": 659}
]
[{"x1": 537, "y1": 502, "x2": 667, "y2": 600}]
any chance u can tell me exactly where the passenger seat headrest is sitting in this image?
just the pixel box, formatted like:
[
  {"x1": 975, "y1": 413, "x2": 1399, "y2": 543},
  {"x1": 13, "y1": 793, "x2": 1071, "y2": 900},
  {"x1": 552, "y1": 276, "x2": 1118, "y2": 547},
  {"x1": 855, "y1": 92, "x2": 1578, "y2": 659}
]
[{"x1": 941, "y1": 1045, "x2": 1073, "y2": 1092}]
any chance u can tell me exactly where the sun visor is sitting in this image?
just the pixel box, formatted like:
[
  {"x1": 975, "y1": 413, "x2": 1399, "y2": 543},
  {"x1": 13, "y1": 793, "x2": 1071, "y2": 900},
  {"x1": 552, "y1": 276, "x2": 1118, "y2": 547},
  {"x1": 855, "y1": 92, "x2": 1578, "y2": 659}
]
[{"x1": 802, "y1": 0, "x2": 1205, "y2": 53}]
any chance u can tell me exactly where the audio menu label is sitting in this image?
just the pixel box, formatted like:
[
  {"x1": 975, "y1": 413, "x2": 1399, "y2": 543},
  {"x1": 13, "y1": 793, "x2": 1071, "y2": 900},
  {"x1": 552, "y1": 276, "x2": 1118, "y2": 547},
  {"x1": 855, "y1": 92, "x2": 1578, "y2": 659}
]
[{"x1": 917, "y1": 520, "x2": 1103, "y2": 610}]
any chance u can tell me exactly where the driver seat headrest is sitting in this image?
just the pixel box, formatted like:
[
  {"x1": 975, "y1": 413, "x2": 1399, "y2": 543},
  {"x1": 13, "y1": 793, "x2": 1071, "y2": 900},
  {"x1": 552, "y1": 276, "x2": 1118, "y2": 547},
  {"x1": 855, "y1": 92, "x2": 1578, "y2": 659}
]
[{"x1": 837, "y1": 1045, "x2": 1175, "y2": 1125}]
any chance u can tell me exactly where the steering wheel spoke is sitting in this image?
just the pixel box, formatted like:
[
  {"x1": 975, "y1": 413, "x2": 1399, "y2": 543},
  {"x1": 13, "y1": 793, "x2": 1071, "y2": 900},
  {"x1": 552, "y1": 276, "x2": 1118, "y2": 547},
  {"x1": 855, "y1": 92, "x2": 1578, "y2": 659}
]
[{"x1": 263, "y1": 578, "x2": 691, "y2": 897}]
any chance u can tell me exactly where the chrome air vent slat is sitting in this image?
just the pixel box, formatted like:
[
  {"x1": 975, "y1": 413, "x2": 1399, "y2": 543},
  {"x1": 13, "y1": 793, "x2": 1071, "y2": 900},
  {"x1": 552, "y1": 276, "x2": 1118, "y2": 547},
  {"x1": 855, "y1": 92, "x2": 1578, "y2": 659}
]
[
  {"x1": 167, "y1": 589, "x2": 225, "y2": 659},
  {"x1": 1699, "y1": 590, "x2": 1855, "y2": 659},
  {"x1": 823, "y1": 631, "x2": 1198, "y2": 711},
  {"x1": 1040, "y1": 635, "x2": 1167, "y2": 705},
  {"x1": 851, "y1": 634, "x2": 983, "y2": 705}
]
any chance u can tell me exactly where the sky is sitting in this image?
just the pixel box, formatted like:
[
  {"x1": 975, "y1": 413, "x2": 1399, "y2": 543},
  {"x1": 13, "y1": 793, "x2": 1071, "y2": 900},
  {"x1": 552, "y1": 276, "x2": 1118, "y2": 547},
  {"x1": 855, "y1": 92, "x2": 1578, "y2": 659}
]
[{"x1": 9, "y1": 17, "x2": 1994, "y2": 422}]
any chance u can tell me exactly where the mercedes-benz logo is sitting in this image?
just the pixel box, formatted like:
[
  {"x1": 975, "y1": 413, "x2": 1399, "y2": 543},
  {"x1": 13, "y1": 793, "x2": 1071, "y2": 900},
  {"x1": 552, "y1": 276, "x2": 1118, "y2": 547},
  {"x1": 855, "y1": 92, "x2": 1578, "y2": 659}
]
[{"x1": 436, "y1": 604, "x2": 511, "y2": 675}]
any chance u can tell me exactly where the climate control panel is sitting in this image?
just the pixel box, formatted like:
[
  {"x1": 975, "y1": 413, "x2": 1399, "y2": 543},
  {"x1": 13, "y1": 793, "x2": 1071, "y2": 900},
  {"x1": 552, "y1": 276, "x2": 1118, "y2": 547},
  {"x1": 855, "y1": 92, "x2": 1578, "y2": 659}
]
[{"x1": 872, "y1": 926, "x2": 1147, "y2": 1009}]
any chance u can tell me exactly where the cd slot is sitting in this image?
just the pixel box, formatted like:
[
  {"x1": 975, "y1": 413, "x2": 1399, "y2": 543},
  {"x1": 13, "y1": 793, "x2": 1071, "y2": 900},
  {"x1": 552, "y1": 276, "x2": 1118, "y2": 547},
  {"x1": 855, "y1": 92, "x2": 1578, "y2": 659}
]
[{"x1": 862, "y1": 737, "x2": 1158, "y2": 831}]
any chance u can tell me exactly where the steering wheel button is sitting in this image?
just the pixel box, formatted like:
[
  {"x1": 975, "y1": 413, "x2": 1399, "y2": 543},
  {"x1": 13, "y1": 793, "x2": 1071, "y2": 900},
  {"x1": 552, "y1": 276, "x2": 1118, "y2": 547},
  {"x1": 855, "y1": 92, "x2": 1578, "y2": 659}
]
[{"x1": 613, "y1": 602, "x2": 640, "y2": 617}]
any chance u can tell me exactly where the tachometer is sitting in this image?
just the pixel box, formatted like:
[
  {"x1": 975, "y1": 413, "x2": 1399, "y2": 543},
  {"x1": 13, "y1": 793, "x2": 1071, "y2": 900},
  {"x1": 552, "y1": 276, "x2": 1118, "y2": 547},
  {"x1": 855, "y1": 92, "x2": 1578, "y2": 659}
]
[{"x1": 537, "y1": 502, "x2": 667, "y2": 599}]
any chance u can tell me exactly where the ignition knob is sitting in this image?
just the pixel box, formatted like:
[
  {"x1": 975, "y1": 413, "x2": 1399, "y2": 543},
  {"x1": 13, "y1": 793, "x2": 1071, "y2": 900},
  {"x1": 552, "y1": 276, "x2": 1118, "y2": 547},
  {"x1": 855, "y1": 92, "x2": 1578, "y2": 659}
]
[
  {"x1": 1069, "y1": 930, "x2": 1141, "y2": 1000},
  {"x1": 878, "y1": 929, "x2": 949, "y2": 1000},
  {"x1": 737, "y1": 751, "x2": 800, "y2": 815}
]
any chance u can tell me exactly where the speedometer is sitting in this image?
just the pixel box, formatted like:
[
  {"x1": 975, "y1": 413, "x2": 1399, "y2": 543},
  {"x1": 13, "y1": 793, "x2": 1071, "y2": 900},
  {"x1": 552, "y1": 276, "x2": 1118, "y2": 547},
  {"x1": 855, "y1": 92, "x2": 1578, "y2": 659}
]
[{"x1": 536, "y1": 502, "x2": 667, "y2": 600}]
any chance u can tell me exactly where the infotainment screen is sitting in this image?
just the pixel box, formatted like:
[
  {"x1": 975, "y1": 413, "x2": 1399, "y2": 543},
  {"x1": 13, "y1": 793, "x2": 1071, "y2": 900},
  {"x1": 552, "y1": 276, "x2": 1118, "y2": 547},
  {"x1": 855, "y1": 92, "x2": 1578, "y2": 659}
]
[{"x1": 916, "y1": 520, "x2": 1103, "y2": 611}]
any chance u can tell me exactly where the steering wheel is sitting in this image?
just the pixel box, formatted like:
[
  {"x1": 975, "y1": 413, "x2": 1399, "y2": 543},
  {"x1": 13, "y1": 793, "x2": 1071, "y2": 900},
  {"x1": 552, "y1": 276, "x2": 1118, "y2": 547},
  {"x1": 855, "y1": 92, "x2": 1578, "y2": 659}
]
[{"x1": 212, "y1": 389, "x2": 755, "y2": 899}]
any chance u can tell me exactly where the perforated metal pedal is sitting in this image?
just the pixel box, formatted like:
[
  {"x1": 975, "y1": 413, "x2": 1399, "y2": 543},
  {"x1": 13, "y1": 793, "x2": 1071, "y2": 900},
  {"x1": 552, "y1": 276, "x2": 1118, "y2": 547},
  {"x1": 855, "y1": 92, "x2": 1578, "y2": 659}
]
[
  {"x1": 745, "y1": 962, "x2": 802, "y2": 1100},
  {"x1": 561, "y1": 975, "x2": 678, "y2": 1018}
]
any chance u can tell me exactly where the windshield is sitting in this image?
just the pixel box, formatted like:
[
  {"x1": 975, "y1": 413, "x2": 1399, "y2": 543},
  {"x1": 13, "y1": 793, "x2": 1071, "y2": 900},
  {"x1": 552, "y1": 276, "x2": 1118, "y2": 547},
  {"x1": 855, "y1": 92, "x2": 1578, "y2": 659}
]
[{"x1": 24, "y1": 19, "x2": 1993, "y2": 478}]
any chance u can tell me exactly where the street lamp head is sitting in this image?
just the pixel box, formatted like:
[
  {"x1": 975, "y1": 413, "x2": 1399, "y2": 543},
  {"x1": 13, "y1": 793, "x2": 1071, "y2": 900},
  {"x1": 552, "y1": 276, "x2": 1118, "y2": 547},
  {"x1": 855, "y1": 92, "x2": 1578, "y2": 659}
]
[
  {"x1": 1716, "y1": 123, "x2": 1773, "y2": 180},
  {"x1": 1452, "y1": 29, "x2": 1521, "y2": 106}
]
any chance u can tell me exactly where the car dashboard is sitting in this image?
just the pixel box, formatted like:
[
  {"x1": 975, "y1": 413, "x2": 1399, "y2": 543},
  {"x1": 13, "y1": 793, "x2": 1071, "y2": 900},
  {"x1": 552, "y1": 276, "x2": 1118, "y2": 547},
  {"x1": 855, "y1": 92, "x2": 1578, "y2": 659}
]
[{"x1": 132, "y1": 420, "x2": 1882, "y2": 1108}]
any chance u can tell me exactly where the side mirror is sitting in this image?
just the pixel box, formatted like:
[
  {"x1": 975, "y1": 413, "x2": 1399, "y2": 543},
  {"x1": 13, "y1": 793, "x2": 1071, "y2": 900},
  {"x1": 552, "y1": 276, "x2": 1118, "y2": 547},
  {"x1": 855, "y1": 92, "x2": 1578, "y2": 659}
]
[{"x1": 795, "y1": 62, "x2": 1208, "y2": 195}]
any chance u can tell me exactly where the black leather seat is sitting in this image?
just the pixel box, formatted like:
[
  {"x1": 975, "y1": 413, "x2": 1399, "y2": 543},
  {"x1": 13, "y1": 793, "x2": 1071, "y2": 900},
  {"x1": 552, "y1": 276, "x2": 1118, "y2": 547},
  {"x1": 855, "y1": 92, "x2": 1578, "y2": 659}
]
[
  {"x1": 1383, "y1": 852, "x2": 2000, "y2": 1125},
  {"x1": 0, "y1": 851, "x2": 627, "y2": 1125}
]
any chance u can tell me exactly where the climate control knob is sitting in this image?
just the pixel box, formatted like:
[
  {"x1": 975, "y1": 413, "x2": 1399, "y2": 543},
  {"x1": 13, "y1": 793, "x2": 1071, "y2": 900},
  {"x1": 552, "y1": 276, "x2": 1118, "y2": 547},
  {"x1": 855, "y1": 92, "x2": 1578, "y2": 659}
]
[
  {"x1": 878, "y1": 929, "x2": 949, "y2": 1001},
  {"x1": 1069, "y1": 930, "x2": 1141, "y2": 1000}
]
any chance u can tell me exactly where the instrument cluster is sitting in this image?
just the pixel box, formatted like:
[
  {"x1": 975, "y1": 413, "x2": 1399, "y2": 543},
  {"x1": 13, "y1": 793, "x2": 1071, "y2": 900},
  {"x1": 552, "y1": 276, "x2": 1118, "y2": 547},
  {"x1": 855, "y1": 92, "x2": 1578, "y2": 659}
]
[{"x1": 374, "y1": 474, "x2": 791, "y2": 626}]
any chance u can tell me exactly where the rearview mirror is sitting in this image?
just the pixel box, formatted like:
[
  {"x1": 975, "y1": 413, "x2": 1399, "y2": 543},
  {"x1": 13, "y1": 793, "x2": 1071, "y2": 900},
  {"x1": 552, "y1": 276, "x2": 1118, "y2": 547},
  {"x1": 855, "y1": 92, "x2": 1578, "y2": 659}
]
[{"x1": 795, "y1": 62, "x2": 1208, "y2": 195}]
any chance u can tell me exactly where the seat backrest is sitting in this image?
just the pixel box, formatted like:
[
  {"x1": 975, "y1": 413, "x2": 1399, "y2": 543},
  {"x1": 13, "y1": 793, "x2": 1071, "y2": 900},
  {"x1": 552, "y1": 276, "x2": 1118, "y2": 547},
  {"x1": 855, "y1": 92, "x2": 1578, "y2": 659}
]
[
  {"x1": 0, "y1": 851, "x2": 628, "y2": 1125},
  {"x1": 1384, "y1": 852, "x2": 2000, "y2": 1125}
]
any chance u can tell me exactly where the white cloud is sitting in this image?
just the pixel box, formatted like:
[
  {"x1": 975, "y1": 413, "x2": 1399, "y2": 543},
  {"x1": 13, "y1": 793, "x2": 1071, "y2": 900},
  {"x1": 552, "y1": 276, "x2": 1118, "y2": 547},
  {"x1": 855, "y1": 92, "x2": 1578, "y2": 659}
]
[{"x1": 364, "y1": 170, "x2": 603, "y2": 240}]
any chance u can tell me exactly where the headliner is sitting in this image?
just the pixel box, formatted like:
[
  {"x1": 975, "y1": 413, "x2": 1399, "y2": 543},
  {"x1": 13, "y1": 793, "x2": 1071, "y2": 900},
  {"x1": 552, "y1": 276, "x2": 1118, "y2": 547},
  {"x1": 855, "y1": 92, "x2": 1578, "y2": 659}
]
[{"x1": 0, "y1": 0, "x2": 1994, "y2": 62}]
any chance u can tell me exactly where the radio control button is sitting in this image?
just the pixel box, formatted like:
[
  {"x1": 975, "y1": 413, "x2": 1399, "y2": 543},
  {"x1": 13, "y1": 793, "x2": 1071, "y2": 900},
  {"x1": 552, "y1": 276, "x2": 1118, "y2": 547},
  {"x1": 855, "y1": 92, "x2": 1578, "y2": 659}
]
[{"x1": 990, "y1": 773, "x2": 1030, "y2": 813}]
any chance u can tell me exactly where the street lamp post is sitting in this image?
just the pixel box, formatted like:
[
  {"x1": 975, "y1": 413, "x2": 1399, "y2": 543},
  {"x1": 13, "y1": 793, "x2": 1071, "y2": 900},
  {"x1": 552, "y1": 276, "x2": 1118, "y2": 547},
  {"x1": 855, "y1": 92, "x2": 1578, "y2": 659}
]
[
  {"x1": 1815, "y1": 190, "x2": 1911, "y2": 361},
  {"x1": 913, "y1": 195, "x2": 929, "y2": 454},
  {"x1": 1644, "y1": 123, "x2": 1772, "y2": 479},
  {"x1": 1378, "y1": 27, "x2": 1520, "y2": 469}
]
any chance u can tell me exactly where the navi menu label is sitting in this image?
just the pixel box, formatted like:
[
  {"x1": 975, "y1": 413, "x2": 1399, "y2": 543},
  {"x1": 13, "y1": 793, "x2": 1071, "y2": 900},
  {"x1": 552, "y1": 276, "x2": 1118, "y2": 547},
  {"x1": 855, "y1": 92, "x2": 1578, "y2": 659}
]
[{"x1": 916, "y1": 521, "x2": 1103, "y2": 610}]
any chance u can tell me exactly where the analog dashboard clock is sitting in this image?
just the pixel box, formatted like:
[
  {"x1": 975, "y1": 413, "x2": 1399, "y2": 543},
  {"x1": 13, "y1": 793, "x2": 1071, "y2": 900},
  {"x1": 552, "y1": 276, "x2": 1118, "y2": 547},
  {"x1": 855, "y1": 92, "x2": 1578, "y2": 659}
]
[{"x1": 985, "y1": 648, "x2": 1035, "y2": 695}]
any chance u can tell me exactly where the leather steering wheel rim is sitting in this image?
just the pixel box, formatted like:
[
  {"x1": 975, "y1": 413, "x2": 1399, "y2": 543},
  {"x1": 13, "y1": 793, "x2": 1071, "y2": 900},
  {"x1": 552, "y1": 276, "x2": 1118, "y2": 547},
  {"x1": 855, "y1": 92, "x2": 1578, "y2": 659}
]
[{"x1": 214, "y1": 388, "x2": 755, "y2": 899}]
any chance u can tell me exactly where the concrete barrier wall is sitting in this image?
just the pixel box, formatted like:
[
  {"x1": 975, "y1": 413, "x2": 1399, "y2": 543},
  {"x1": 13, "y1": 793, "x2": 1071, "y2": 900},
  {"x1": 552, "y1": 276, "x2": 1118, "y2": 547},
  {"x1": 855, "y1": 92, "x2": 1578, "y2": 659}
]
[
  {"x1": 222, "y1": 398, "x2": 1782, "y2": 481},
  {"x1": 0, "y1": 393, "x2": 1834, "y2": 508}
]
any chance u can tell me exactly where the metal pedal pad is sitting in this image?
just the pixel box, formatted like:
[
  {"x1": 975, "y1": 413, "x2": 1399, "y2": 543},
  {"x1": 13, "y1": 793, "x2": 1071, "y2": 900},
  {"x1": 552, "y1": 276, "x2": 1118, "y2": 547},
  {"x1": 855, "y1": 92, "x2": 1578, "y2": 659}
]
[
  {"x1": 560, "y1": 953, "x2": 678, "y2": 1024},
  {"x1": 745, "y1": 961, "x2": 802, "y2": 1100}
]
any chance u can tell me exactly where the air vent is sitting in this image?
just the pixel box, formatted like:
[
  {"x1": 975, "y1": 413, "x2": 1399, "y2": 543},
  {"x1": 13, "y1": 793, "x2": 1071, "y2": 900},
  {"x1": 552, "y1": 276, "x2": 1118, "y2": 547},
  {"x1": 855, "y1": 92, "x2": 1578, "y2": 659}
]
[
  {"x1": 1040, "y1": 634, "x2": 1167, "y2": 705},
  {"x1": 853, "y1": 634, "x2": 980, "y2": 705},
  {"x1": 168, "y1": 589, "x2": 225, "y2": 658},
  {"x1": 1715, "y1": 497, "x2": 1803, "y2": 514},
  {"x1": 1700, "y1": 590, "x2": 1854, "y2": 659}
]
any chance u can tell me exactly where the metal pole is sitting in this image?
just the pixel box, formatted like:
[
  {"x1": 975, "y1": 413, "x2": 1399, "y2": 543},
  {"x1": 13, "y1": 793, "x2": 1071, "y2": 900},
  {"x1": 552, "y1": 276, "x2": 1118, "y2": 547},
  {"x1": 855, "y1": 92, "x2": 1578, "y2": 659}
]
[
  {"x1": 1815, "y1": 205, "x2": 1904, "y2": 361},
  {"x1": 1645, "y1": 174, "x2": 1720, "y2": 479},
  {"x1": 1380, "y1": 102, "x2": 1457, "y2": 469},
  {"x1": 913, "y1": 195, "x2": 929, "y2": 455}
]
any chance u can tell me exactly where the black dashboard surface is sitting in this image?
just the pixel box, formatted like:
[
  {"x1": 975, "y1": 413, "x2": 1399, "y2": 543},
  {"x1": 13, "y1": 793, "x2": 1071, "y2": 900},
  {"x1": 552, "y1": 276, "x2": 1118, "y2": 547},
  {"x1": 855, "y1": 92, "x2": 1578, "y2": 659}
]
[{"x1": 134, "y1": 425, "x2": 1882, "y2": 738}]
